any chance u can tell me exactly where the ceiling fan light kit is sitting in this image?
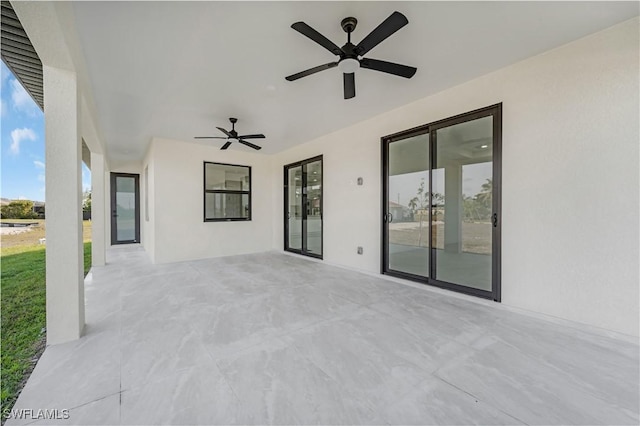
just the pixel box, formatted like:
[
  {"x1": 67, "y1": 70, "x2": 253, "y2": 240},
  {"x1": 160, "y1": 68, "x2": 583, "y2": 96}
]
[
  {"x1": 286, "y1": 11, "x2": 417, "y2": 99},
  {"x1": 338, "y1": 58, "x2": 359, "y2": 74}
]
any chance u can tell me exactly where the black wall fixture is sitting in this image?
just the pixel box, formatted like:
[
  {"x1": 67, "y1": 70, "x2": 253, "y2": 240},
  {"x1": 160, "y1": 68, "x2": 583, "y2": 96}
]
[{"x1": 286, "y1": 11, "x2": 417, "y2": 99}]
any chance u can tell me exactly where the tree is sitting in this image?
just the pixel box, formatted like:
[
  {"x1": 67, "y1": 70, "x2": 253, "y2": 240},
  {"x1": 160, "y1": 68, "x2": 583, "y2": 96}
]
[
  {"x1": 477, "y1": 179, "x2": 492, "y2": 205},
  {"x1": 82, "y1": 190, "x2": 92, "y2": 212},
  {"x1": 408, "y1": 197, "x2": 417, "y2": 215},
  {"x1": 475, "y1": 178, "x2": 492, "y2": 220},
  {"x1": 463, "y1": 195, "x2": 480, "y2": 221},
  {"x1": 462, "y1": 179, "x2": 492, "y2": 222},
  {"x1": 0, "y1": 200, "x2": 38, "y2": 219},
  {"x1": 408, "y1": 179, "x2": 443, "y2": 247}
]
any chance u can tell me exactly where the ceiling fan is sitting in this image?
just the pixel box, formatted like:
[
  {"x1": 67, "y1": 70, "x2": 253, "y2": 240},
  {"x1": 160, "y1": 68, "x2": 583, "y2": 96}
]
[
  {"x1": 286, "y1": 11, "x2": 417, "y2": 99},
  {"x1": 194, "y1": 118, "x2": 265, "y2": 150}
]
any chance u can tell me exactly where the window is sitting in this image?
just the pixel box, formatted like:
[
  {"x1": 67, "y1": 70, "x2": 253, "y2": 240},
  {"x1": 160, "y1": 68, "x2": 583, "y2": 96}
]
[{"x1": 204, "y1": 162, "x2": 251, "y2": 221}]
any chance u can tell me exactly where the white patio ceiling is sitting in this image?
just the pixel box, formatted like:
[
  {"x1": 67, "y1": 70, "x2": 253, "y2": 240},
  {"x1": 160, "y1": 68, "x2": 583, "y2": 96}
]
[{"x1": 71, "y1": 1, "x2": 638, "y2": 167}]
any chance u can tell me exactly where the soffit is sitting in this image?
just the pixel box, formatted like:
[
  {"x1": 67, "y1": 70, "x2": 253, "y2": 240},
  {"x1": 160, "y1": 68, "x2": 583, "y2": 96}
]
[{"x1": 1, "y1": 0, "x2": 43, "y2": 110}]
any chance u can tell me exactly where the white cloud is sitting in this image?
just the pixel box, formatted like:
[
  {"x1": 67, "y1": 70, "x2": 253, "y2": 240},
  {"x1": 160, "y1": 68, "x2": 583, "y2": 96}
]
[
  {"x1": 10, "y1": 127, "x2": 37, "y2": 155},
  {"x1": 18, "y1": 195, "x2": 27, "y2": 200},
  {"x1": 10, "y1": 78, "x2": 38, "y2": 115},
  {"x1": 1, "y1": 62, "x2": 9, "y2": 85},
  {"x1": 34, "y1": 160, "x2": 46, "y2": 183}
]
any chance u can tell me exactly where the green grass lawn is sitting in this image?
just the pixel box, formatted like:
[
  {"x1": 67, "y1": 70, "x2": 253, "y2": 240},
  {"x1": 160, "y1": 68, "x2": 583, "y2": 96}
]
[{"x1": 0, "y1": 242, "x2": 92, "y2": 418}]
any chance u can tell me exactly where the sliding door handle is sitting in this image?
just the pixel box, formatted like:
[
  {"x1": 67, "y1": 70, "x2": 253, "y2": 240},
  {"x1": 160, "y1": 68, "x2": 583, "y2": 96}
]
[
  {"x1": 383, "y1": 213, "x2": 387, "y2": 223},
  {"x1": 388, "y1": 213, "x2": 393, "y2": 223},
  {"x1": 493, "y1": 213, "x2": 498, "y2": 227}
]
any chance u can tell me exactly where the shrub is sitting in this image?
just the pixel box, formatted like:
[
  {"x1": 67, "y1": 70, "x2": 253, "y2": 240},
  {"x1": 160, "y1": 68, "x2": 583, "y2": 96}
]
[{"x1": 0, "y1": 201, "x2": 38, "y2": 219}]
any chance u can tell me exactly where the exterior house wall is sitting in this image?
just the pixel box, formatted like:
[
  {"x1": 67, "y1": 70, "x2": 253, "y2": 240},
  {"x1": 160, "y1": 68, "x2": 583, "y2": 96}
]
[
  {"x1": 142, "y1": 144, "x2": 156, "y2": 263},
  {"x1": 270, "y1": 18, "x2": 639, "y2": 337},
  {"x1": 149, "y1": 138, "x2": 273, "y2": 264}
]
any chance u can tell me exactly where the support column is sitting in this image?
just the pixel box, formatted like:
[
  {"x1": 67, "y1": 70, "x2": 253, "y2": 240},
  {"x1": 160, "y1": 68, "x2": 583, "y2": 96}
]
[
  {"x1": 444, "y1": 163, "x2": 463, "y2": 253},
  {"x1": 44, "y1": 65, "x2": 84, "y2": 345},
  {"x1": 91, "y1": 152, "x2": 106, "y2": 266}
]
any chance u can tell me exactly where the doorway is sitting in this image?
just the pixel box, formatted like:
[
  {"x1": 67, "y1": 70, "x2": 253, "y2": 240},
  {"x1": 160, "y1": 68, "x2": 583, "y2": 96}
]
[
  {"x1": 110, "y1": 173, "x2": 140, "y2": 245},
  {"x1": 382, "y1": 104, "x2": 501, "y2": 300},
  {"x1": 284, "y1": 156, "x2": 323, "y2": 259}
]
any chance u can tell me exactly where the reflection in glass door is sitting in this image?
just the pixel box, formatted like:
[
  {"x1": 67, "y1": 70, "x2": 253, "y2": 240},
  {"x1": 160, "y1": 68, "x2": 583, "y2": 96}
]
[
  {"x1": 385, "y1": 133, "x2": 430, "y2": 278},
  {"x1": 284, "y1": 156, "x2": 323, "y2": 259},
  {"x1": 433, "y1": 115, "x2": 494, "y2": 291},
  {"x1": 382, "y1": 104, "x2": 501, "y2": 301},
  {"x1": 287, "y1": 166, "x2": 303, "y2": 250},
  {"x1": 305, "y1": 160, "x2": 322, "y2": 256},
  {"x1": 110, "y1": 173, "x2": 140, "y2": 245}
]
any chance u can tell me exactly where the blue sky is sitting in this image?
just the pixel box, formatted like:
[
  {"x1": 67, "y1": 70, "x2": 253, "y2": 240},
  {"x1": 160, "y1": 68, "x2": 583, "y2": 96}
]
[{"x1": 1, "y1": 61, "x2": 91, "y2": 202}]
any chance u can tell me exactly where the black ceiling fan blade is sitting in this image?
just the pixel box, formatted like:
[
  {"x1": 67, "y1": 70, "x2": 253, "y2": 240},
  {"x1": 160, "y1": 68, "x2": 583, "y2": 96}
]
[
  {"x1": 216, "y1": 127, "x2": 233, "y2": 137},
  {"x1": 238, "y1": 139, "x2": 262, "y2": 150},
  {"x1": 194, "y1": 136, "x2": 227, "y2": 139},
  {"x1": 360, "y1": 58, "x2": 417, "y2": 78},
  {"x1": 291, "y1": 22, "x2": 343, "y2": 56},
  {"x1": 343, "y1": 73, "x2": 355, "y2": 99},
  {"x1": 220, "y1": 141, "x2": 232, "y2": 150},
  {"x1": 355, "y1": 11, "x2": 408, "y2": 56},
  {"x1": 286, "y1": 62, "x2": 338, "y2": 81},
  {"x1": 237, "y1": 134, "x2": 266, "y2": 139}
]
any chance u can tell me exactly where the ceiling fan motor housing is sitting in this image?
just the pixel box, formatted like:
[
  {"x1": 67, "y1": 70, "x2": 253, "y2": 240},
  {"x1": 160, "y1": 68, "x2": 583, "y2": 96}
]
[{"x1": 341, "y1": 17, "x2": 357, "y2": 33}]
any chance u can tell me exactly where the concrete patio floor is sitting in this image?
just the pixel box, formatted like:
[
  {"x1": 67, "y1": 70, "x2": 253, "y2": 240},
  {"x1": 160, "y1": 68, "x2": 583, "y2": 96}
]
[{"x1": 7, "y1": 245, "x2": 639, "y2": 425}]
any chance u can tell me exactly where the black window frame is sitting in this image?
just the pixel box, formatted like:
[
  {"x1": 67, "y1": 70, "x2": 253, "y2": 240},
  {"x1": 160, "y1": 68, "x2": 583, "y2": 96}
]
[{"x1": 203, "y1": 161, "x2": 252, "y2": 222}]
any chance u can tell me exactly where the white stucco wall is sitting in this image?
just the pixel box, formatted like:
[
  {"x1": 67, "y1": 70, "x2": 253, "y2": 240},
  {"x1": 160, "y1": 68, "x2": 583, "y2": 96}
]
[
  {"x1": 142, "y1": 143, "x2": 156, "y2": 263},
  {"x1": 270, "y1": 18, "x2": 639, "y2": 337},
  {"x1": 143, "y1": 19, "x2": 637, "y2": 336},
  {"x1": 149, "y1": 138, "x2": 273, "y2": 264}
]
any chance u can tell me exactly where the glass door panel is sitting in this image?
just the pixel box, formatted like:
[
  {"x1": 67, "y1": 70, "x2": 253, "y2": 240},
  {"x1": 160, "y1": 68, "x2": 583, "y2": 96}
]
[
  {"x1": 287, "y1": 166, "x2": 302, "y2": 251},
  {"x1": 305, "y1": 160, "x2": 322, "y2": 256},
  {"x1": 433, "y1": 115, "x2": 493, "y2": 291},
  {"x1": 111, "y1": 173, "x2": 140, "y2": 244},
  {"x1": 386, "y1": 134, "x2": 430, "y2": 277},
  {"x1": 284, "y1": 157, "x2": 322, "y2": 258}
]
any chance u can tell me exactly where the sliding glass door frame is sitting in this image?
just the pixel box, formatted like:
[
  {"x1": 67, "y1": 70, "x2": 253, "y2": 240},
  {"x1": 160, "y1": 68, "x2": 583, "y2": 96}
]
[
  {"x1": 284, "y1": 155, "x2": 323, "y2": 259},
  {"x1": 381, "y1": 104, "x2": 502, "y2": 301},
  {"x1": 381, "y1": 126, "x2": 432, "y2": 283},
  {"x1": 110, "y1": 172, "x2": 141, "y2": 245}
]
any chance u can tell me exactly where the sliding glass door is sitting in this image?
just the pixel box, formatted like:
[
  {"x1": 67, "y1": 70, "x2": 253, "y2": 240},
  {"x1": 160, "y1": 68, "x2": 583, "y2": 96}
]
[
  {"x1": 284, "y1": 156, "x2": 323, "y2": 258},
  {"x1": 382, "y1": 104, "x2": 501, "y2": 300}
]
